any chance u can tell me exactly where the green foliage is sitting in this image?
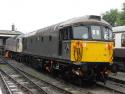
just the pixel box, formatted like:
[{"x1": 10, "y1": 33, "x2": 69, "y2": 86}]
[
  {"x1": 102, "y1": 9, "x2": 119, "y2": 26},
  {"x1": 116, "y1": 11, "x2": 125, "y2": 26},
  {"x1": 102, "y1": 2, "x2": 125, "y2": 26}
]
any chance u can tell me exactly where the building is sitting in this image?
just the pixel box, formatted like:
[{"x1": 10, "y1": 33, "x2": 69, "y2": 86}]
[
  {"x1": 113, "y1": 26, "x2": 125, "y2": 48},
  {"x1": 113, "y1": 26, "x2": 125, "y2": 59},
  {"x1": 0, "y1": 25, "x2": 22, "y2": 55}
]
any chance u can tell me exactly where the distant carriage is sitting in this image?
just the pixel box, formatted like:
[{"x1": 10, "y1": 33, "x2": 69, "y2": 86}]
[{"x1": 113, "y1": 26, "x2": 125, "y2": 60}]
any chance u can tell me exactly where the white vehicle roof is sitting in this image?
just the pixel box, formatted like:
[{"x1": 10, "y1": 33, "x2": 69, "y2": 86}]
[{"x1": 113, "y1": 26, "x2": 125, "y2": 33}]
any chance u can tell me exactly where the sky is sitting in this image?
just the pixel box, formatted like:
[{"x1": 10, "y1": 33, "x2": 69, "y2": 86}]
[{"x1": 0, "y1": 0, "x2": 124, "y2": 33}]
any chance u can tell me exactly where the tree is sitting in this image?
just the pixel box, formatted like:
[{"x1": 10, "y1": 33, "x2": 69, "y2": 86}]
[
  {"x1": 102, "y1": 2, "x2": 125, "y2": 26},
  {"x1": 116, "y1": 11, "x2": 125, "y2": 26},
  {"x1": 116, "y1": 2, "x2": 125, "y2": 26},
  {"x1": 102, "y1": 9, "x2": 119, "y2": 26}
]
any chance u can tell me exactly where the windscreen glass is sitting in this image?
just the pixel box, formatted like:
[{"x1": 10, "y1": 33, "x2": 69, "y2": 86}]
[
  {"x1": 91, "y1": 26, "x2": 101, "y2": 40},
  {"x1": 109, "y1": 29, "x2": 113, "y2": 40},
  {"x1": 73, "y1": 26, "x2": 89, "y2": 39},
  {"x1": 72, "y1": 25, "x2": 112, "y2": 41}
]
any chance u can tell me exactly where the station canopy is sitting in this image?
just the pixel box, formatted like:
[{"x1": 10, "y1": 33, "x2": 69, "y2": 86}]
[{"x1": 0, "y1": 30, "x2": 22, "y2": 37}]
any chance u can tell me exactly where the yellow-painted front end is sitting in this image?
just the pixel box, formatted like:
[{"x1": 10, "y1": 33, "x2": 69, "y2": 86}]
[{"x1": 71, "y1": 40, "x2": 113, "y2": 63}]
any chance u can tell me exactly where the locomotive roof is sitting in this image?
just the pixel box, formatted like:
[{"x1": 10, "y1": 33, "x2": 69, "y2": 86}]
[
  {"x1": 26, "y1": 15, "x2": 111, "y2": 37},
  {"x1": 59, "y1": 15, "x2": 110, "y2": 27},
  {"x1": 24, "y1": 31, "x2": 37, "y2": 37}
]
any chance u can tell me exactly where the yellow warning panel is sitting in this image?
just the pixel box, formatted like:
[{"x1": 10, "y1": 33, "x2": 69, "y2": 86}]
[{"x1": 70, "y1": 40, "x2": 113, "y2": 63}]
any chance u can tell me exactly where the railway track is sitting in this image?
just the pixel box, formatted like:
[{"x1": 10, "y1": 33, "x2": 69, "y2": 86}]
[
  {"x1": 0, "y1": 69, "x2": 33, "y2": 94},
  {"x1": 10, "y1": 64, "x2": 125, "y2": 94},
  {"x1": 95, "y1": 69, "x2": 125, "y2": 94},
  {"x1": 0, "y1": 57, "x2": 125, "y2": 94},
  {"x1": 97, "y1": 80, "x2": 125, "y2": 94},
  {"x1": 108, "y1": 76, "x2": 125, "y2": 85},
  {"x1": 0, "y1": 66, "x2": 48, "y2": 94},
  {"x1": 0, "y1": 57, "x2": 91, "y2": 94}
]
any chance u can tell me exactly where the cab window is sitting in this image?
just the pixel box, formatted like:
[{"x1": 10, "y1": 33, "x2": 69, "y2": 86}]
[
  {"x1": 103, "y1": 27, "x2": 113, "y2": 41},
  {"x1": 60, "y1": 27, "x2": 72, "y2": 40},
  {"x1": 103, "y1": 28, "x2": 109, "y2": 40},
  {"x1": 109, "y1": 29, "x2": 113, "y2": 40},
  {"x1": 73, "y1": 26, "x2": 89, "y2": 39},
  {"x1": 91, "y1": 26, "x2": 101, "y2": 40}
]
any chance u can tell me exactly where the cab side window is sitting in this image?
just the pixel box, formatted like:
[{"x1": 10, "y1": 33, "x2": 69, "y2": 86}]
[{"x1": 60, "y1": 27, "x2": 72, "y2": 40}]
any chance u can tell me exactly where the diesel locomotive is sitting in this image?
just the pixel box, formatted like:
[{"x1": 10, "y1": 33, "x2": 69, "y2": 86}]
[{"x1": 5, "y1": 15, "x2": 115, "y2": 84}]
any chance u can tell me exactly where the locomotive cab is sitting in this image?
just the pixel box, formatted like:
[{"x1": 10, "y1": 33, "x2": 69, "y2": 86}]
[
  {"x1": 58, "y1": 24, "x2": 113, "y2": 63},
  {"x1": 71, "y1": 25, "x2": 113, "y2": 63},
  {"x1": 58, "y1": 22, "x2": 114, "y2": 82}
]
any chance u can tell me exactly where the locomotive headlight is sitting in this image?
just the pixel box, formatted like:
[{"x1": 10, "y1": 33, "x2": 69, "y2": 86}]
[
  {"x1": 108, "y1": 43, "x2": 113, "y2": 50},
  {"x1": 82, "y1": 43, "x2": 87, "y2": 48},
  {"x1": 106, "y1": 43, "x2": 113, "y2": 50},
  {"x1": 106, "y1": 44, "x2": 108, "y2": 48}
]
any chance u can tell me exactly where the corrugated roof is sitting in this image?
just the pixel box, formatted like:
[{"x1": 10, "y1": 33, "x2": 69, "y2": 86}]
[
  {"x1": 0, "y1": 30, "x2": 22, "y2": 35},
  {"x1": 113, "y1": 26, "x2": 125, "y2": 32}
]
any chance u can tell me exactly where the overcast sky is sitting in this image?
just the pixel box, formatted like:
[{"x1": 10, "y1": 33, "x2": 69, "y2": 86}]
[{"x1": 0, "y1": 0, "x2": 124, "y2": 33}]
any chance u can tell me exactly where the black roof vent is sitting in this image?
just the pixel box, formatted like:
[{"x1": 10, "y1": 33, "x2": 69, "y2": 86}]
[{"x1": 89, "y1": 15, "x2": 101, "y2": 21}]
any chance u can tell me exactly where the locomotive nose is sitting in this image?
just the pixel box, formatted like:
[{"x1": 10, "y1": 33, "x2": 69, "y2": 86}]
[
  {"x1": 83, "y1": 42, "x2": 113, "y2": 63},
  {"x1": 71, "y1": 40, "x2": 113, "y2": 63}
]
